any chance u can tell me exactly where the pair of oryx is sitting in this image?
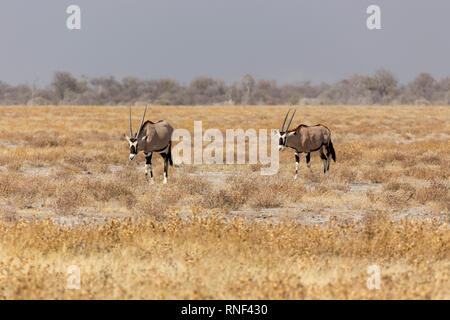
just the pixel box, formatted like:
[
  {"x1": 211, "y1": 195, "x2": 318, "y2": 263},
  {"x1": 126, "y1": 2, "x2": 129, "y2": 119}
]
[{"x1": 125, "y1": 107, "x2": 335, "y2": 183}]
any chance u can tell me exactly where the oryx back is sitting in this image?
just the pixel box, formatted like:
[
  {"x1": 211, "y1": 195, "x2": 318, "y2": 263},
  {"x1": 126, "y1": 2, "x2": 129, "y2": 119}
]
[
  {"x1": 139, "y1": 120, "x2": 174, "y2": 153},
  {"x1": 291, "y1": 125, "x2": 331, "y2": 153}
]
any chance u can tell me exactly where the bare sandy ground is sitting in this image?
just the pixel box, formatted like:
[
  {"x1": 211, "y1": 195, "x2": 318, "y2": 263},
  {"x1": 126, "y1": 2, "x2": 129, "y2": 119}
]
[{"x1": 1, "y1": 166, "x2": 446, "y2": 228}]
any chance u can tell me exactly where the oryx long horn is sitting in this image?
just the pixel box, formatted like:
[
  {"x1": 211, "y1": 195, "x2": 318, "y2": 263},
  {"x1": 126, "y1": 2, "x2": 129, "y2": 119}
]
[
  {"x1": 281, "y1": 109, "x2": 291, "y2": 132},
  {"x1": 135, "y1": 105, "x2": 148, "y2": 138},
  {"x1": 129, "y1": 106, "x2": 133, "y2": 138},
  {"x1": 285, "y1": 109, "x2": 296, "y2": 132}
]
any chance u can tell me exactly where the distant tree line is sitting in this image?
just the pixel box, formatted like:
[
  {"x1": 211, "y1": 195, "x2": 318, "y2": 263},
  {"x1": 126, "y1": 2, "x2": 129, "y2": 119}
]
[{"x1": 1, "y1": 70, "x2": 449, "y2": 106}]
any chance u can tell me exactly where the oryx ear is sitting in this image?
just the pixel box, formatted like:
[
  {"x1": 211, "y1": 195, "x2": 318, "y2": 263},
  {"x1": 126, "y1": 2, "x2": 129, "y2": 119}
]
[
  {"x1": 124, "y1": 134, "x2": 131, "y2": 142},
  {"x1": 141, "y1": 135, "x2": 147, "y2": 141}
]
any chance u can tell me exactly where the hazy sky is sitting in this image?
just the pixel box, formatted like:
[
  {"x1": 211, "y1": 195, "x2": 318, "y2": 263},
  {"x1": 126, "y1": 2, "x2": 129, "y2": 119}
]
[{"x1": 1, "y1": 0, "x2": 449, "y2": 85}]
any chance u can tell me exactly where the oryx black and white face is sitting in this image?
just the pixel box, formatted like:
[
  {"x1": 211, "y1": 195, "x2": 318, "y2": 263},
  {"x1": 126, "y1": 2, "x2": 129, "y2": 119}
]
[
  {"x1": 275, "y1": 130, "x2": 287, "y2": 151},
  {"x1": 126, "y1": 135, "x2": 148, "y2": 160},
  {"x1": 126, "y1": 105, "x2": 148, "y2": 160},
  {"x1": 277, "y1": 108, "x2": 296, "y2": 152},
  {"x1": 126, "y1": 136, "x2": 139, "y2": 160}
]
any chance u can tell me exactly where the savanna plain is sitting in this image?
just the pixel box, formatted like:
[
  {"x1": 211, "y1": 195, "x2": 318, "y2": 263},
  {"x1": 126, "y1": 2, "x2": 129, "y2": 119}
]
[{"x1": 0, "y1": 105, "x2": 448, "y2": 299}]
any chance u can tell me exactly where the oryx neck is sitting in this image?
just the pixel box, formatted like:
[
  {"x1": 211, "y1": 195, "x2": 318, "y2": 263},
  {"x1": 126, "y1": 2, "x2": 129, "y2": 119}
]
[{"x1": 285, "y1": 130, "x2": 297, "y2": 149}]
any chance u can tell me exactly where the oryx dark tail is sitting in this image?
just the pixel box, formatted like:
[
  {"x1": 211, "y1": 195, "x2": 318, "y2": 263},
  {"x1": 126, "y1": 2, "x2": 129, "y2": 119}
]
[
  {"x1": 168, "y1": 142, "x2": 173, "y2": 166},
  {"x1": 328, "y1": 140, "x2": 336, "y2": 162}
]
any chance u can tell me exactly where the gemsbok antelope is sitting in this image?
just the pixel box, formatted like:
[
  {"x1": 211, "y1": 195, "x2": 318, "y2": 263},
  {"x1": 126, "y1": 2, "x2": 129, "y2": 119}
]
[
  {"x1": 125, "y1": 106, "x2": 174, "y2": 184},
  {"x1": 275, "y1": 109, "x2": 336, "y2": 179}
]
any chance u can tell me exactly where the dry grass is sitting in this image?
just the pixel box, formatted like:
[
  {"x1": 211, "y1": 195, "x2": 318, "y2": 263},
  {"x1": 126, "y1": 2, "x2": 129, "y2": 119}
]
[
  {"x1": 0, "y1": 105, "x2": 448, "y2": 299},
  {"x1": 0, "y1": 214, "x2": 448, "y2": 299}
]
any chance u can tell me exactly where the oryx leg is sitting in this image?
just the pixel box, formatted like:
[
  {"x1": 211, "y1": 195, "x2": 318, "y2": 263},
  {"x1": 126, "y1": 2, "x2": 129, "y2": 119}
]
[
  {"x1": 144, "y1": 152, "x2": 154, "y2": 183},
  {"x1": 306, "y1": 152, "x2": 311, "y2": 168},
  {"x1": 294, "y1": 152, "x2": 300, "y2": 180},
  {"x1": 319, "y1": 147, "x2": 328, "y2": 174},
  {"x1": 160, "y1": 152, "x2": 169, "y2": 184}
]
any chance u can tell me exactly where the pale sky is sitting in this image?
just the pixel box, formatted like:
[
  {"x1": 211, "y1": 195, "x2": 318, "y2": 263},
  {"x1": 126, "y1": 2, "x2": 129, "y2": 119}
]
[{"x1": 1, "y1": 0, "x2": 449, "y2": 85}]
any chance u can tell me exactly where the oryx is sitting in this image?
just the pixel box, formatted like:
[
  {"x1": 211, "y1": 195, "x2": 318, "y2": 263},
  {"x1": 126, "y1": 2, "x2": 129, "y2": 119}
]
[
  {"x1": 276, "y1": 109, "x2": 336, "y2": 179},
  {"x1": 125, "y1": 106, "x2": 174, "y2": 184}
]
